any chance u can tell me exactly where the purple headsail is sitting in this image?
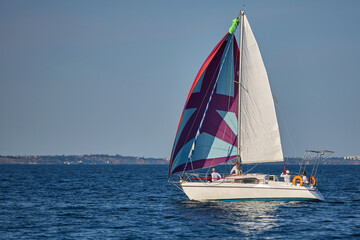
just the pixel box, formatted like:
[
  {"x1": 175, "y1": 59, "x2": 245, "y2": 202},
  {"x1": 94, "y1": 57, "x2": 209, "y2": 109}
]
[{"x1": 169, "y1": 32, "x2": 240, "y2": 177}]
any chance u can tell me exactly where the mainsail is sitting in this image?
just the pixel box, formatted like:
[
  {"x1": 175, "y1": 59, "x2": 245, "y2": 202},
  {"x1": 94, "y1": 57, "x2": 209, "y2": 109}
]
[
  {"x1": 239, "y1": 15, "x2": 283, "y2": 164},
  {"x1": 169, "y1": 14, "x2": 283, "y2": 177}
]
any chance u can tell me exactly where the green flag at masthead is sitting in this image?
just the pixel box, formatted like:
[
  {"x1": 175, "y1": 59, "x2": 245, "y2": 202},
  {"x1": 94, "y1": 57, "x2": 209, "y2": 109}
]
[{"x1": 229, "y1": 18, "x2": 240, "y2": 34}]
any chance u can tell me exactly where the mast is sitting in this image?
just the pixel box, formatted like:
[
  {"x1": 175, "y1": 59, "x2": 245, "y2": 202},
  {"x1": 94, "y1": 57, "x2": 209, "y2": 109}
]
[{"x1": 237, "y1": 11, "x2": 245, "y2": 167}]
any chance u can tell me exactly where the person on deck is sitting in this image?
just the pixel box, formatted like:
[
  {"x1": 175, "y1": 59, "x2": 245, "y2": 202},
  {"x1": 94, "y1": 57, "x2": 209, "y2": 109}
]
[
  {"x1": 211, "y1": 168, "x2": 222, "y2": 182},
  {"x1": 302, "y1": 171, "x2": 309, "y2": 184},
  {"x1": 280, "y1": 170, "x2": 291, "y2": 183},
  {"x1": 230, "y1": 161, "x2": 241, "y2": 175}
]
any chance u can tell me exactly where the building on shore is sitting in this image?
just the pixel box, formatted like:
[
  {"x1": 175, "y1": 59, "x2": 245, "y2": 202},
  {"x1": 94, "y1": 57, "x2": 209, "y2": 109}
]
[{"x1": 344, "y1": 156, "x2": 360, "y2": 160}]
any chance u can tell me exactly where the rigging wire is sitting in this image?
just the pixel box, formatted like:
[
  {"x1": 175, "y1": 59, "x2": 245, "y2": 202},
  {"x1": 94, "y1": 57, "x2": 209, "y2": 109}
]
[{"x1": 244, "y1": 163, "x2": 258, "y2": 174}]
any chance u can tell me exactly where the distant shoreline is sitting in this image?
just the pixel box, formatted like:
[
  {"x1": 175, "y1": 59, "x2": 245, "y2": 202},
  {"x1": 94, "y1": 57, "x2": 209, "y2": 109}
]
[
  {"x1": 0, "y1": 155, "x2": 359, "y2": 165},
  {"x1": 0, "y1": 154, "x2": 169, "y2": 165}
]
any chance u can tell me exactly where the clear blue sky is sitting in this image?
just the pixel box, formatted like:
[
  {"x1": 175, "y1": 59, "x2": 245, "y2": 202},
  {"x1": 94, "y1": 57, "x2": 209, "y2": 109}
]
[{"x1": 1, "y1": 0, "x2": 359, "y2": 158}]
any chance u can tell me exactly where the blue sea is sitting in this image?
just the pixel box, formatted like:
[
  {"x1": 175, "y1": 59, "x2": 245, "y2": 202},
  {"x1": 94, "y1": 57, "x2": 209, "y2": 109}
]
[{"x1": 0, "y1": 164, "x2": 359, "y2": 239}]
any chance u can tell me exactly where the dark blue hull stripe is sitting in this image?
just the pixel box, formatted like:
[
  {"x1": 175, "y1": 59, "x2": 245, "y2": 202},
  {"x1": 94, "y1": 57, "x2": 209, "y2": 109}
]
[{"x1": 219, "y1": 198, "x2": 318, "y2": 202}]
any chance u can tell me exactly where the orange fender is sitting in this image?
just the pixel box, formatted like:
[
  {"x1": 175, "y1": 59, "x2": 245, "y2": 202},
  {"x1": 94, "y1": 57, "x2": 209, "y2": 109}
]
[
  {"x1": 292, "y1": 176, "x2": 303, "y2": 186},
  {"x1": 310, "y1": 176, "x2": 316, "y2": 186}
]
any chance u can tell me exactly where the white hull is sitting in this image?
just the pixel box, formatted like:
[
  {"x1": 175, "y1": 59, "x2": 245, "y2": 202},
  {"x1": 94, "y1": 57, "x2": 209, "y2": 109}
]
[{"x1": 180, "y1": 176, "x2": 324, "y2": 202}]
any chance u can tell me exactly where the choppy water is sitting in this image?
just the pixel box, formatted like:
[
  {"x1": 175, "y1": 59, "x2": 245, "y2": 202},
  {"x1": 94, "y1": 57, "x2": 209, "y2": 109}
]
[{"x1": 0, "y1": 164, "x2": 359, "y2": 239}]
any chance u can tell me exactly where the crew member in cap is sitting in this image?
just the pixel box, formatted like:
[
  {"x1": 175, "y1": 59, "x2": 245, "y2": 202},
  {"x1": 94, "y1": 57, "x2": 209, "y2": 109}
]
[{"x1": 280, "y1": 170, "x2": 291, "y2": 183}]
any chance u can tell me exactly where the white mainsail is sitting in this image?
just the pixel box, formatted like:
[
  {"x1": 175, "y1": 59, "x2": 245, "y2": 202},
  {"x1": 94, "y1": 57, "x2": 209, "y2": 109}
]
[{"x1": 240, "y1": 15, "x2": 284, "y2": 164}]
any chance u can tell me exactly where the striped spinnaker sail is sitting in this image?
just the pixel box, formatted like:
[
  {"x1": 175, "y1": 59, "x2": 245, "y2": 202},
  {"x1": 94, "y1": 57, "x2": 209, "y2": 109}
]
[{"x1": 169, "y1": 33, "x2": 239, "y2": 177}]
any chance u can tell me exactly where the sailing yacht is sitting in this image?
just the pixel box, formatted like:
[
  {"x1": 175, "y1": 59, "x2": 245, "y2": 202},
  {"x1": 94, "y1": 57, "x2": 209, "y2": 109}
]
[{"x1": 168, "y1": 11, "x2": 324, "y2": 201}]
